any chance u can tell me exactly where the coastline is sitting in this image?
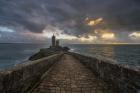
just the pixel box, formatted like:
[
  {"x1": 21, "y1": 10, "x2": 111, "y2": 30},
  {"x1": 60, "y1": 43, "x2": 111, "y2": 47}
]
[{"x1": 0, "y1": 49, "x2": 139, "y2": 93}]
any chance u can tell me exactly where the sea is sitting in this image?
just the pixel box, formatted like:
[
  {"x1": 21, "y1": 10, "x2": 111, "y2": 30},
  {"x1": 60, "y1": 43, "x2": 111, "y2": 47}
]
[{"x1": 0, "y1": 43, "x2": 140, "y2": 70}]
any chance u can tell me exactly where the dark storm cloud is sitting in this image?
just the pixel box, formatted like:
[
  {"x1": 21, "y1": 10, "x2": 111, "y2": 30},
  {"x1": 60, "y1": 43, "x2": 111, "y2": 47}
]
[{"x1": 0, "y1": 0, "x2": 140, "y2": 42}]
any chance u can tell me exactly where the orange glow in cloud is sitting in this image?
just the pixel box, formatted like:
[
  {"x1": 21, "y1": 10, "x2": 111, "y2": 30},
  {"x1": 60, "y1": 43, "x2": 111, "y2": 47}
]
[
  {"x1": 101, "y1": 33, "x2": 115, "y2": 40},
  {"x1": 86, "y1": 17, "x2": 103, "y2": 26},
  {"x1": 94, "y1": 29, "x2": 116, "y2": 40}
]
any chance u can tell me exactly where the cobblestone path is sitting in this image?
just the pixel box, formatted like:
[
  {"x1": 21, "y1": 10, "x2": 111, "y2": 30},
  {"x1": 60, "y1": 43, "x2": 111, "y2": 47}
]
[{"x1": 32, "y1": 54, "x2": 114, "y2": 93}]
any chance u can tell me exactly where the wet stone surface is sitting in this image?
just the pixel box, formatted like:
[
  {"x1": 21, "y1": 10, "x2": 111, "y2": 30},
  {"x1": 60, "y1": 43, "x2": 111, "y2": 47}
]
[{"x1": 32, "y1": 54, "x2": 115, "y2": 93}]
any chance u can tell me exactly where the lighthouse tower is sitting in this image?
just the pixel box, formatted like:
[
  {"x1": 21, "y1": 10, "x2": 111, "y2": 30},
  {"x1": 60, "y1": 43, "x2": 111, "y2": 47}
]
[{"x1": 52, "y1": 34, "x2": 56, "y2": 47}]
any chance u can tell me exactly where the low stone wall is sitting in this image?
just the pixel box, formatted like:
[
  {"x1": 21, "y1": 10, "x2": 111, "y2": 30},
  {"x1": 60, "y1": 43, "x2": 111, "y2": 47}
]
[
  {"x1": 68, "y1": 52, "x2": 140, "y2": 93},
  {"x1": 0, "y1": 53, "x2": 63, "y2": 93}
]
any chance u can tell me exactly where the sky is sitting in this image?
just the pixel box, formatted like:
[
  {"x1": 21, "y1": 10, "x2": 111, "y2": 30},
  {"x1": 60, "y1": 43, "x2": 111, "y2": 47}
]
[{"x1": 0, "y1": 0, "x2": 140, "y2": 44}]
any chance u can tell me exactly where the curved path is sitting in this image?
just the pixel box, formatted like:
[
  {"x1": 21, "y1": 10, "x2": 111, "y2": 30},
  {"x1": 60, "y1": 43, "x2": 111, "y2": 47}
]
[{"x1": 32, "y1": 54, "x2": 114, "y2": 93}]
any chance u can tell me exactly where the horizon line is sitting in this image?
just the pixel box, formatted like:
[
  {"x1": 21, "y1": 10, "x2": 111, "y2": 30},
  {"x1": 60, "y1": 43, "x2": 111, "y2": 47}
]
[{"x1": 0, "y1": 42, "x2": 140, "y2": 45}]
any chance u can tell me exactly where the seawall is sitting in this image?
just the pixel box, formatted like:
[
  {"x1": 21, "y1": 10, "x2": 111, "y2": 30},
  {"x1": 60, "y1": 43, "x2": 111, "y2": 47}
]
[
  {"x1": 0, "y1": 53, "x2": 63, "y2": 93},
  {"x1": 68, "y1": 52, "x2": 140, "y2": 93}
]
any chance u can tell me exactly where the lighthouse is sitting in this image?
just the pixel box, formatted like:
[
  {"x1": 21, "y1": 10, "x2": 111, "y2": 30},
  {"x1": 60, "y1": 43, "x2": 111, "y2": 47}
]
[{"x1": 52, "y1": 34, "x2": 56, "y2": 47}]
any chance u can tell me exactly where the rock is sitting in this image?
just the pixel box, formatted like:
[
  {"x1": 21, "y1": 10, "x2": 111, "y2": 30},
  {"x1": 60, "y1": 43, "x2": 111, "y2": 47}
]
[{"x1": 29, "y1": 46, "x2": 70, "y2": 61}]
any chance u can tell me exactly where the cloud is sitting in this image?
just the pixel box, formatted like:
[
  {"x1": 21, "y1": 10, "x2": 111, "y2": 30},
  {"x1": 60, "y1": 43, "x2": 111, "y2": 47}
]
[
  {"x1": 101, "y1": 33, "x2": 115, "y2": 40},
  {"x1": 129, "y1": 32, "x2": 140, "y2": 39},
  {"x1": 86, "y1": 17, "x2": 104, "y2": 26},
  {"x1": 0, "y1": 0, "x2": 140, "y2": 43},
  {"x1": 0, "y1": 26, "x2": 15, "y2": 33}
]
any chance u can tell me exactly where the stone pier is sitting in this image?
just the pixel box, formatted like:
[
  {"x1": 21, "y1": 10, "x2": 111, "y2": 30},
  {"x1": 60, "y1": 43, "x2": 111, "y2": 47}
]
[{"x1": 32, "y1": 54, "x2": 114, "y2": 93}]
